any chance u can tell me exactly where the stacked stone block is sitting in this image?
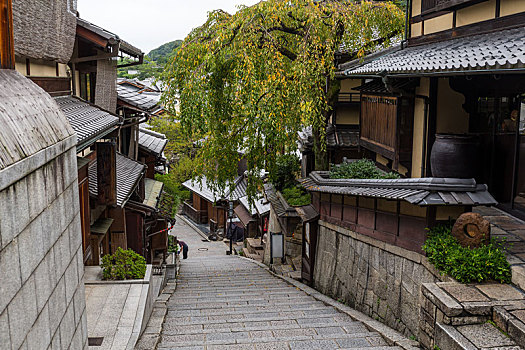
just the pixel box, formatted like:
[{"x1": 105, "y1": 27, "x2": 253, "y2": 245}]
[
  {"x1": 0, "y1": 145, "x2": 87, "y2": 349},
  {"x1": 313, "y1": 220, "x2": 443, "y2": 339},
  {"x1": 420, "y1": 282, "x2": 525, "y2": 349}
]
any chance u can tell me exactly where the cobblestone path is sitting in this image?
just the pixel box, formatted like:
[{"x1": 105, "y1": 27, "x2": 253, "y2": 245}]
[{"x1": 157, "y1": 221, "x2": 403, "y2": 350}]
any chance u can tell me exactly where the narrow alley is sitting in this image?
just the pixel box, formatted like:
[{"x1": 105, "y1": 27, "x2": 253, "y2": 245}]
[{"x1": 154, "y1": 219, "x2": 404, "y2": 350}]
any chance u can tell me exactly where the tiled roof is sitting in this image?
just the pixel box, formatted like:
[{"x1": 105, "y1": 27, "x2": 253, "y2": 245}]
[
  {"x1": 234, "y1": 204, "x2": 255, "y2": 226},
  {"x1": 117, "y1": 84, "x2": 160, "y2": 112},
  {"x1": 55, "y1": 96, "x2": 120, "y2": 150},
  {"x1": 298, "y1": 125, "x2": 358, "y2": 150},
  {"x1": 88, "y1": 153, "x2": 145, "y2": 207},
  {"x1": 182, "y1": 175, "x2": 247, "y2": 203},
  {"x1": 263, "y1": 183, "x2": 299, "y2": 219},
  {"x1": 239, "y1": 195, "x2": 271, "y2": 216},
  {"x1": 343, "y1": 26, "x2": 525, "y2": 76},
  {"x1": 77, "y1": 18, "x2": 143, "y2": 57},
  {"x1": 138, "y1": 127, "x2": 168, "y2": 157},
  {"x1": 143, "y1": 178, "x2": 164, "y2": 209},
  {"x1": 301, "y1": 171, "x2": 497, "y2": 206}
]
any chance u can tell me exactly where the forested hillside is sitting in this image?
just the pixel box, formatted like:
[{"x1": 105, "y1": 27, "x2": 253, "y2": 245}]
[{"x1": 118, "y1": 40, "x2": 182, "y2": 79}]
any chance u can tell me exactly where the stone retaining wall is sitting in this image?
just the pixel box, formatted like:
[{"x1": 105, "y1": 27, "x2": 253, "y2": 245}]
[
  {"x1": 0, "y1": 142, "x2": 87, "y2": 349},
  {"x1": 313, "y1": 220, "x2": 446, "y2": 338}
]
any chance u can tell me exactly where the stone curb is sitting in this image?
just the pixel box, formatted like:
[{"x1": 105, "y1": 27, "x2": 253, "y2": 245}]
[
  {"x1": 175, "y1": 214, "x2": 210, "y2": 241},
  {"x1": 237, "y1": 256, "x2": 420, "y2": 350}
]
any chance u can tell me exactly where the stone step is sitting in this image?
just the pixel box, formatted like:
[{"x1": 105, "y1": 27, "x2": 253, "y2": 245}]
[
  {"x1": 246, "y1": 238, "x2": 264, "y2": 250},
  {"x1": 162, "y1": 320, "x2": 369, "y2": 336},
  {"x1": 166, "y1": 305, "x2": 331, "y2": 317},
  {"x1": 158, "y1": 331, "x2": 387, "y2": 348},
  {"x1": 162, "y1": 314, "x2": 353, "y2": 327},
  {"x1": 435, "y1": 322, "x2": 521, "y2": 350}
]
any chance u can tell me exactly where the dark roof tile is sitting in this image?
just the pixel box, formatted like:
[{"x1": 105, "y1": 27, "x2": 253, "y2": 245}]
[
  {"x1": 88, "y1": 153, "x2": 145, "y2": 207},
  {"x1": 55, "y1": 96, "x2": 120, "y2": 150}
]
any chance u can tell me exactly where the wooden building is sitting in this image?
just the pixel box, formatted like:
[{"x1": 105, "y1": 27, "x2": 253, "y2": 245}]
[{"x1": 338, "y1": 0, "x2": 525, "y2": 219}]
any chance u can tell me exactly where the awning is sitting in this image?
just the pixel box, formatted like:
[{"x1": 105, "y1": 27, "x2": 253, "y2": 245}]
[
  {"x1": 234, "y1": 204, "x2": 255, "y2": 227},
  {"x1": 90, "y1": 218, "x2": 114, "y2": 235},
  {"x1": 343, "y1": 26, "x2": 525, "y2": 77},
  {"x1": 301, "y1": 171, "x2": 497, "y2": 207}
]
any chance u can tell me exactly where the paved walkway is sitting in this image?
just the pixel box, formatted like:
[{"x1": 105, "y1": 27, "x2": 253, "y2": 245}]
[{"x1": 156, "y1": 220, "x2": 404, "y2": 349}]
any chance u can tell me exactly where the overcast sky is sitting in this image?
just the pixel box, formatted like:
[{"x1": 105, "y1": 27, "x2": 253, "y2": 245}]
[{"x1": 77, "y1": 0, "x2": 260, "y2": 53}]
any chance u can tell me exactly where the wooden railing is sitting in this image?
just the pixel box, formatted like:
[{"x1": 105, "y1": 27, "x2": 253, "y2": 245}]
[{"x1": 182, "y1": 201, "x2": 208, "y2": 224}]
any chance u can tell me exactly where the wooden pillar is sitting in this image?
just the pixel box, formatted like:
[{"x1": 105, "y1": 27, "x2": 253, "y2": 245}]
[
  {"x1": 0, "y1": 0, "x2": 15, "y2": 69},
  {"x1": 97, "y1": 142, "x2": 117, "y2": 206}
]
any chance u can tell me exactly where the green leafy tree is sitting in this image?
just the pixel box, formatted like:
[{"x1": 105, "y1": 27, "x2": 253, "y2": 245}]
[{"x1": 162, "y1": 0, "x2": 405, "y2": 198}]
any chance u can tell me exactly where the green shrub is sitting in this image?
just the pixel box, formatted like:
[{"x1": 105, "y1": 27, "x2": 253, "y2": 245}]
[
  {"x1": 282, "y1": 186, "x2": 311, "y2": 206},
  {"x1": 329, "y1": 159, "x2": 399, "y2": 179},
  {"x1": 423, "y1": 224, "x2": 511, "y2": 284},
  {"x1": 270, "y1": 154, "x2": 300, "y2": 191},
  {"x1": 101, "y1": 248, "x2": 147, "y2": 280}
]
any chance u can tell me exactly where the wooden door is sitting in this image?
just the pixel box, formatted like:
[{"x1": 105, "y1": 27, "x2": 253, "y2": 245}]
[{"x1": 301, "y1": 221, "x2": 318, "y2": 285}]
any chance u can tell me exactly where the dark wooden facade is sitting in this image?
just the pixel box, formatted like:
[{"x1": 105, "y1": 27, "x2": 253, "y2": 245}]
[
  {"x1": 360, "y1": 94, "x2": 414, "y2": 172},
  {"x1": 312, "y1": 192, "x2": 468, "y2": 253}
]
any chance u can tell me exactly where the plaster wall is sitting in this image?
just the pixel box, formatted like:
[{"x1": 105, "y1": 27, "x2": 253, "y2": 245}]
[
  {"x1": 412, "y1": 0, "x2": 422, "y2": 16},
  {"x1": 436, "y1": 78, "x2": 469, "y2": 134},
  {"x1": 500, "y1": 0, "x2": 525, "y2": 16},
  {"x1": 456, "y1": 0, "x2": 497, "y2": 27},
  {"x1": 313, "y1": 220, "x2": 443, "y2": 338},
  {"x1": 340, "y1": 79, "x2": 361, "y2": 93},
  {"x1": 336, "y1": 106, "x2": 360, "y2": 125},
  {"x1": 0, "y1": 145, "x2": 87, "y2": 350},
  {"x1": 424, "y1": 13, "x2": 454, "y2": 35},
  {"x1": 411, "y1": 78, "x2": 430, "y2": 178}
]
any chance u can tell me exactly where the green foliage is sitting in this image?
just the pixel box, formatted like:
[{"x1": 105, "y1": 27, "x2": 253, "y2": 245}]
[
  {"x1": 149, "y1": 40, "x2": 183, "y2": 64},
  {"x1": 162, "y1": 0, "x2": 405, "y2": 198},
  {"x1": 117, "y1": 40, "x2": 183, "y2": 79},
  {"x1": 148, "y1": 116, "x2": 199, "y2": 160},
  {"x1": 329, "y1": 159, "x2": 400, "y2": 179},
  {"x1": 423, "y1": 224, "x2": 511, "y2": 284},
  {"x1": 101, "y1": 248, "x2": 146, "y2": 280},
  {"x1": 168, "y1": 235, "x2": 178, "y2": 253},
  {"x1": 282, "y1": 186, "x2": 311, "y2": 207},
  {"x1": 270, "y1": 154, "x2": 300, "y2": 191}
]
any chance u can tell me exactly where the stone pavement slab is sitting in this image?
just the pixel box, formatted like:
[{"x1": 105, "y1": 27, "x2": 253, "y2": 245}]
[{"x1": 147, "y1": 217, "x2": 413, "y2": 349}]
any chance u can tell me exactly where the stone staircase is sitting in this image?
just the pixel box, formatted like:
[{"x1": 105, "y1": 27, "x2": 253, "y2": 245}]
[
  {"x1": 242, "y1": 237, "x2": 264, "y2": 262},
  {"x1": 157, "y1": 256, "x2": 409, "y2": 349}
]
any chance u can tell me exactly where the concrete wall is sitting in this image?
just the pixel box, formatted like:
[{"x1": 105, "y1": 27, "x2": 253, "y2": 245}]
[
  {"x1": 313, "y1": 220, "x2": 444, "y2": 338},
  {"x1": 0, "y1": 142, "x2": 87, "y2": 349}
]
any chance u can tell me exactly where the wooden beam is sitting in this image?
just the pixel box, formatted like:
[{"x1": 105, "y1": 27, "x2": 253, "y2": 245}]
[
  {"x1": 0, "y1": 0, "x2": 14, "y2": 69},
  {"x1": 76, "y1": 25, "x2": 109, "y2": 49},
  {"x1": 96, "y1": 142, "x2": 117, "y2": 206}
]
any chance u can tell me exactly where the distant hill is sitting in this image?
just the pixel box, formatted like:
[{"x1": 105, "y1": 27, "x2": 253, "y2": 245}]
[
  {"x1": 148, "y1": 40, "x2": 183, "y2": 64},
  {"x1": 117, "y1": 40, "x2": 183, "y2": 79}
]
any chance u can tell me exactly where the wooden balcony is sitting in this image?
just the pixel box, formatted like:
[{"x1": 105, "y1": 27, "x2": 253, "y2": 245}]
[{"x1": 182, "y1": 201, "x2": 208, "y2": 224}]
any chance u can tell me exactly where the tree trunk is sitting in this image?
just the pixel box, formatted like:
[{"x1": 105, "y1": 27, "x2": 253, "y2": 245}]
[
  {"x1": 312, "y1": 77, "x2": 340, "y2": 171},
  {"x1": 313, "y1": 126, "x2": 328, "y2": 171}
]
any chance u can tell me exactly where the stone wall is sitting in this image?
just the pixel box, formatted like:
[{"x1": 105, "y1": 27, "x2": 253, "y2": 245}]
[
  {"x1": 313, "y1": 220, "x2": 445, "y2": 338},
  {"x1": 0, "y1": 142, "x2": 87, "y2": 349}
]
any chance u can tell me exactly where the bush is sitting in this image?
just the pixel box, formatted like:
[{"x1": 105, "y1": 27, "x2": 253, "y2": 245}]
[
  {"x1": 101, "y1": 248, "x2": 147, "y2": 280},
  {"x1": 423, "y1": 224, "x2": 511, "y2": 284},
  {"x1": 282, "y1": 186, "x2": 311, "y2": 206},
  {"x1": 329, "y1": 159, "x2": 399, "y2": 179},
  {"x1": 270, "y1": 154, "x2": 300, "y2": 191}
]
